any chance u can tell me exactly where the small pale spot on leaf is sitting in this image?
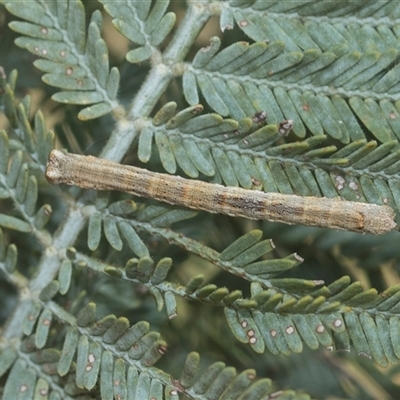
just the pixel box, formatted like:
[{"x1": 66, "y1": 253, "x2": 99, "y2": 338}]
[
  {"x1": 41, "y1": 27, "x2": 48, "y2": 34},
  {"x1": 85, "y1": 365, "x2": 92, "y2": 371},
  {"x1": 20, "y1": 384, "x2": 28, "y2": 393},
  {"x1": 60, "y1": 51, "x2": 66, "y2": 57},
  {"x1": 114, "y1": 379, "x2": 121, "y2": 386},
  {"x1": 241, "y1": 320, "x2": 248, "y2": 328},
  {"x1": 334, "y1": 175, "x2": 345, "y2": 190},
  {"x1": 349, "y1": 181, "x2": 358, "y2": 191},
  {"x1": 335, "y1": 175, "x2": 345, "y2": 184},
  {"x1": 316, "y1": 324, "x2": 325, "y2": 334},
  {"x1": 43, "y1": 319, "x2": 51, "y2": 326},
  {"x1": 249, "y1": 337, "x2": 257, "y2": 344},
  {"x1": 302, "y1": 103, "x2": 310, "y2": 111},
  {"x1": 171, "y1": 390, "x2": 178, "y2": 396},
  {"x1": 239, "y1": 20, "x2": 249, "y2": 27},
  {"x1": 270, "y1": 329, "x2": 277, "y2": 337},
  {"x1": 285, "y1": 325, "x2": 295, "y2": 335},
  {"x1": 389, "y1": 111, "x2": 396, "y2": 120},
  {"x1": 39, "y1": 388, "x2": 48, "y2": 396},
  {"x1": 247, "y1": 329, "x2": 255, "y2": 337},
  {"x1": 88, "y1": 353, "x2": 95, "y2": 363},
  {"x1": 41, "y1": 49, "x2": 48, "y2": 56},
  {"x1": 333, "y1": 319, "x2": 342, "y2": 328},
  {"x1": 66, "y1": 67, "x2": 73, "y2": 75}
]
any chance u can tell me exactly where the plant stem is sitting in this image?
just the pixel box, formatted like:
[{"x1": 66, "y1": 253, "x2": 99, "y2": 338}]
[{"x1": 101, "y1": 2, "x2": 211, "y2": 162}]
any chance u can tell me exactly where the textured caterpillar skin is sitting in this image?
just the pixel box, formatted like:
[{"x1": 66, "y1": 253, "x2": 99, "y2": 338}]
[{"x1": 45, "y1": 150, "x2": 397, "y2": 235}]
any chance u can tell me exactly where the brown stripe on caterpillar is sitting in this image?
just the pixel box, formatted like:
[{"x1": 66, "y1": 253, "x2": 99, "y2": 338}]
[{"x1": 45, "y1": 150, "x2": 397, "y2": 235}]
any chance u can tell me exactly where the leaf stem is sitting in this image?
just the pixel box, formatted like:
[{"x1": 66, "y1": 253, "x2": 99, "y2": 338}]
[{"x1": 101, "y1": 2, "x2": 211, "y2": 161}]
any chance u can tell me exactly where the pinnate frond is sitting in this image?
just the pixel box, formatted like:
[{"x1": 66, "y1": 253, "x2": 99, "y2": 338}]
[
  {"x1": 0, "y1": 299, "x2": 312, "y2": 400},
  {"x1": 225, "y1": 0, "x2": 400, "y2": 51},
  {"x1": 1, "y1": 70, "x2": 54, "y2": 167},
  {"x1": 6, "y1": 0, "x2": 120, "y2": 120},
  {"x1": 183, "y1": 32, "x2": 400, "y2": 144},
  {"x1": 100, "y1": 0, "x2": 176, "y2": 63},
  {"x1": 85, "y1": 194, "x2": 198, "y2": 255},
  {"x1": 0, "y1": 228, "x2": 17, "y2": 275},
  {"x1": 224, "y1": 277, "x2": 400, "y2": 368},
  {"x1": 1, "y1": 301, "x2": 169, "y2": 398},
  {"x1": 68, "y1": 229, "x2": 318, "y2": 321},
  {"x1": 0, "y1": 129, "x2": 52, "y2": 234}
]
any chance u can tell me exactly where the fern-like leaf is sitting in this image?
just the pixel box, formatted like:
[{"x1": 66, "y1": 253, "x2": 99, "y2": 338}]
[
  {"x1": 100, "y1": 0, "x2": 176, "y2": 63},
  {"x1": 184, "y1": 30, "x2": 400, "y2": 144},
  {"x1": 6, "y1": 1, "x2": 120, "y2": 120}
]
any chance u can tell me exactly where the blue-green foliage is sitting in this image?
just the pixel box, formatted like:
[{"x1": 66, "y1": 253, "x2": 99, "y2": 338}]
[{"x1": 1, "y1": 0, "x2": 400, "y2": 399}]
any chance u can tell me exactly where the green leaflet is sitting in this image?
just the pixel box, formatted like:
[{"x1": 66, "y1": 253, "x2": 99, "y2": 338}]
[
  {"x1": 150, "y1": 258, "x2": 172, "y2": 284},
  {"x1": 58, "y1": 327, "x2": 79, "y2": 376},
  {"x1": 185, "y1": 274, "x2": 205, "y2": 295},
  {"x1": 76, "y1": 302, "x2": 96, "y2": 327},
  {"x1": 180, "y1": 352, "x2": 200, "y2": 388},
  {"x1": 83, "y1": 341, "x2": 102, "y2": 390},
  {"x1": 164, "y1": 291, "x2": 178, "y2": 319},
  {"x1": 3, "y1": 359, "x2": 35, "y2": 399},
  {"x1": 22, "y1": 301, "x2": 42, "y2": 336},
  {"x1": 118, "y1": 221, "x2": 149, "y2": 257},
  {"x1": 76, "y1": 335, "x2": 90, "y2": 388},
  {"x1": 118, "y1": 363, "x2": 139, "y2": 400},
  {"x1": 100, "y1": 351, "x2": 114, "y2": 400},
  {"x1": 103, "y1": 317, "x2": 130, "y2": 344},
  {"x1": 103, "y1": 216, "x2": 123, "y2": 251},
  {"x1": 90, "y1": 315, "x2": 117, "y2": 336},
  {"x1": 0, "y1": 349, "x2": 17, "y2": 376},
  {"x1": 204, "y1": 367, "x2": 237, "y2": 398},
  {"x1": 35, "y1": 309, "x2": 52, "y2": 349},
  {"x1": 4, "y1": 244, "x2": 17, "y2": 273},
  {"x1": 115, "y1": 321, "x2": 150, "y2": 351},
  {"x1": 39, "y1": 280, "x2": 60, "y2": 302}
]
